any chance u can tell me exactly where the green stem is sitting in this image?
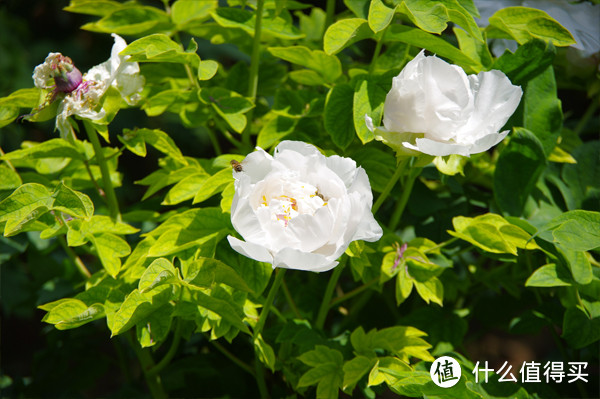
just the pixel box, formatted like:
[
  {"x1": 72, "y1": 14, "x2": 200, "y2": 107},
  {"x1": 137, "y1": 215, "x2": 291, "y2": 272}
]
[
  {"x1": 324, "y1": 0, "x2": 336, "y2": 31},
  {"x1": 243, "y1": 0, "x2": 266, "y2": 149},
  {"x1": 127, "y1": 331, "x2": 167, "y2": 399},
  {"x1": 254, "y1": 352, "x2": 270, "y2": 399},
  {"x1": 372, "y1": 158, "x2": 408, "y2": 214},
  {"x1": 282, "y1": 277, "x2": 302, "y2": 319},
  {"x1": 315, "y1": 258, "x2": 346, "y2": 330},
  {"x1": 58, "y1": 235, "x2": 91, "y2": 278},
  {"x1": 369, "y1": 28, "x2": 387, "y2": 74},
  {"x1": 83, "y1": 121, "x2": 121, "y2": 221},
  {"x1": 254, "y1": 268, "x2": 286, "y2": 338},
  {"x1": 206, "y1": 128, "x2": 222, "y2": 155},
  {"x1": 389, "y1": 166, "x2": 421, "y2": 231},
  {"x1": 211, "y1": 340, "x2": 255, "y2": 377},
  {"x1": 329, "y1": 277, "x2": 378, "y2": 309},
  {"x1": 83, "y1": 159, "x2": 104, "y2": 201},
  {"x1": 148, "y1": 320, "x2": 182, "y2": 377},
  {"x1": 573, "y1": 96, "x2": 598, "y2": 136}
]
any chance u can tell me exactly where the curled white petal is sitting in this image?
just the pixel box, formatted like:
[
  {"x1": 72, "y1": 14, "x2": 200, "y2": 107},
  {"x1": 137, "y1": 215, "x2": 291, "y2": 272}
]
[
  {"x1": 368, "y1": 50, "x2": 522, "y2": 157},
  {"x1": 229, "y1": 141, "x2": 382, "y2": 272}
]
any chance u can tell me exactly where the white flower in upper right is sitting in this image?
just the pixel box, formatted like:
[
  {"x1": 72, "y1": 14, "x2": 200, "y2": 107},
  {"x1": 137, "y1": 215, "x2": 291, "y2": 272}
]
[{"x1": 366, "y1": 51, "x2": 523, "y2": 157}]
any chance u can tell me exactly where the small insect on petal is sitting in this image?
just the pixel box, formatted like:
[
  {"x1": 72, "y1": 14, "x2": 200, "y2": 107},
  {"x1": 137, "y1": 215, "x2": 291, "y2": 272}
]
[{"x1": 230, "y1": 159, "x2": 243, "y2": 172}]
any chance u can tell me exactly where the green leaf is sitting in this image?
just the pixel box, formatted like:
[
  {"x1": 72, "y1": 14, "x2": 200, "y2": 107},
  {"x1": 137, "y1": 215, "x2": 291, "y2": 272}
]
[
  {"x1": 211, "y1": 7, "x2": 304, "y2": 40},
  {"x1": 558, "y1": 248, "x2": 593, "y2": 285},
  {"x1": 1, "y1": 139, "x2": 86, "y2": 161},
  {"x1": 494, "y1": 128, "x2": 546, "y2": 216},
  {"x1": 184, "y1": 257, "x2": 252, "y2": 293},
  {"x1": 367, "y1": 356, "x2": 412, "y2": 387},
  {"x1": 139, "y1": 258, "x2": 179, "y2": 293},
  {"x1": 200, "y1": 87, "x2": 254, "y2": 133},
  {"x1": 163, "y1": 173, "x2": 208, "y2": 205},
  {"x1": 119, "y1": 128, "x2": 187, "y2": 165},
  {"x1": 90, "y1": 232, "x2": 131, "y2": 277},
  {"x1": 256, "y1": 115, "x2": 298, "y2": 150},
  {"x1": 171, "y1": 0, "x2": 216, "y2": 26},
  {"x1": 268, "y1": 46, "x2": 342, "y2": 83},
  {"x1": 189, "y1": 289, "x2": 250, "y2": 334},
  {"x1": 353, "y1": 74, "x2": 391, "y2": 144},
  {"x1": 120, "y1": 33, "x2": 199, "y2": 68},
  {"x1": 488, "y1": 6, "x2": 576, "y2": 46},
  {"x1": 368, "y1": 0, "x2": 397, "y2": 33},
  {"x1": 254, "y1": 334, "x2": 276, "y2": 372},
  {"x1": 414, "y1": 277, "x2": 444, "y2": 306},
  {"x1": 385, "y1": 25, "x2": 479, "y2": 71},
  {"x1": 493, "y1": 39, "x2": 556, "y2": 86},
  {"x1": 453, "y1": 28, "x2": 491, "y2": 72},
  {"x1": 192, "y1": 168, "x2": 233, "y2": 204},
  {"x1": 343, "y1": 356, "x2": 377, "y2": 391},
  {"x1": 562, "y1": 307, "x2": 600, "y2": 349},
  {"x1": 41, "y1": 298, "x2": 105, "y2": 330},
  {"x1": 198, "y1": 60, "x2": 218, "y2": 81},
  {"x1": 63, "y1": 0, "x2": 125, "y2": 17},
  {"x1": 298, "y1": 345, "x2": 344, "y2": 399},
  {"x1": 523, "y1": 66, "x2": 562, "y2": 156},
  {"x1": 324, "y1": 18, "x2": 373, "y2": 55},
  {"x1": 449, "y1": 213, "x2": 540, "y2": 255},
  {"x1": 0, "y1": 165, "x2": 22, "y2": 191},
  {"x1": 136, "y1": 304, "x2": 173, "y2": 348},
  {"x1": 81, "y1": 6, "x2": 173, "y2": 35},
  {"x1": 525, "y1": 264, "x2": 573, "y2": 287},
  {"x1": 324, "y1": 84, "x2": 355, "y2": 149},
  {"x1": 110, "y1": 285, "x2": 174, "y2": 336},
  {"x1": 542, "y1": 210, "x2": 600, "y2": 252},
  {"x1": 562, "y1": 142, "x2": 600, "y2": 210},
  {"x1": 352, "y1": 147, "x2": 396, "y2": 193}
]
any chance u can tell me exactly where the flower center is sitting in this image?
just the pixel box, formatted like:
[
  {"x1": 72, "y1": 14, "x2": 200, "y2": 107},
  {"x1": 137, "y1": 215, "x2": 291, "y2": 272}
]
[{"x1": 259, "y1": 181, "x2": 327, "y2": 227}]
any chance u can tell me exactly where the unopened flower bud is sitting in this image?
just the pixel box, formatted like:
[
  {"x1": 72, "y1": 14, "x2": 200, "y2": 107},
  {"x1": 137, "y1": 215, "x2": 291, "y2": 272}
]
[{"x1": 54, "y1": 66, "x2": 83, "y2": 93}]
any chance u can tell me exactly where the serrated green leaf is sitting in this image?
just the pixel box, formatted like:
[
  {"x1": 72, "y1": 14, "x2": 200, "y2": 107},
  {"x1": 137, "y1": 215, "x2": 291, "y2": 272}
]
[
  {"x1": 493, "y1": 39, "x2": 556, "y2": 86},
  {"x1": 298, "y1": 345, "x2": 344, "y2": 399},
  {"x1": 324, "y1": 18, "x2": 373, "y2": 55},
  {"x1": 200, "y1": 87, "x2": 254, "y2": 133},
  {"x1": 189, "y1": 289, "x2": 250, "y2": 334},
  {"x1": 414, "y1": 277, "x2": 444, "y2": 306},
  {"x1": 488, "y1": 6, "x2": 576, "y2": 46}
]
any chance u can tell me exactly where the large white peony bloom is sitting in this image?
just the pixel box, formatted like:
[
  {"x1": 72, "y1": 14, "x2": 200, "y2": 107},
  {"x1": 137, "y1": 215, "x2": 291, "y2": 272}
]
[
  {"x1": 32, "y1": 34, "x2": 144, "y2": 139},
  {"x1": 365, "y1": 51, "x2": 523, "y2": 157},
  {"x1": 227, "y1": 141, "x2": 383, "y2": 272}
]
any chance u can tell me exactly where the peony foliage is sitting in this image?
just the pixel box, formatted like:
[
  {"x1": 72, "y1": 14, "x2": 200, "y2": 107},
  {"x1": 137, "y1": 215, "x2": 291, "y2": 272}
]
[{"x1": 0, "y1": 1, "x2": 598, "y2": 398}]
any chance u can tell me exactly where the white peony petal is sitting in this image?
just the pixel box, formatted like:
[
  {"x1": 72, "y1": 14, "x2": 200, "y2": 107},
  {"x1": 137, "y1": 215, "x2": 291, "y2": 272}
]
[
  {"x1": 227, "y1": 236, "x2": 274, "y2": 264},
  {"x1": 325, "y1": 155, "x2": 358, "y2": 188},
  {"x1": 287, "y1": 206, "x2": 334, "y2": 252},
  {"x1": 273, "y1": 248, "x2": 337, "y2": 272},
  {"x1": 468, "y1": 130, "x2": 510, "y2": 154},
  {"x1": 405, "y1": 138, "x2": 471, "y2": 157}
]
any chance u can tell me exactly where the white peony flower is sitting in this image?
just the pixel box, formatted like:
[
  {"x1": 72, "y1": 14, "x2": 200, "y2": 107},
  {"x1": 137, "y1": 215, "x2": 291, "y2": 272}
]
[
  {"x1": 31, "y1": 34, "x2": 144, "y2": 139},
  {"x1": 474, "y1": 0, "x2": 600, "y2": 57},
  {"x1": 227, "y1": 141, "x2": 383, "y2": 272},
  {"x1": 365, "y1": 51, "x2": 523, "y2": 157}
]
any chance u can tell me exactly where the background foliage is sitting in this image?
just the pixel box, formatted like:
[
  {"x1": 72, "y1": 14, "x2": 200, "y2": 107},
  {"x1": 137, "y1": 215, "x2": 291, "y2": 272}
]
[{"x1": 0, "y1": 0, "x2": 598, "y2": 398}]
